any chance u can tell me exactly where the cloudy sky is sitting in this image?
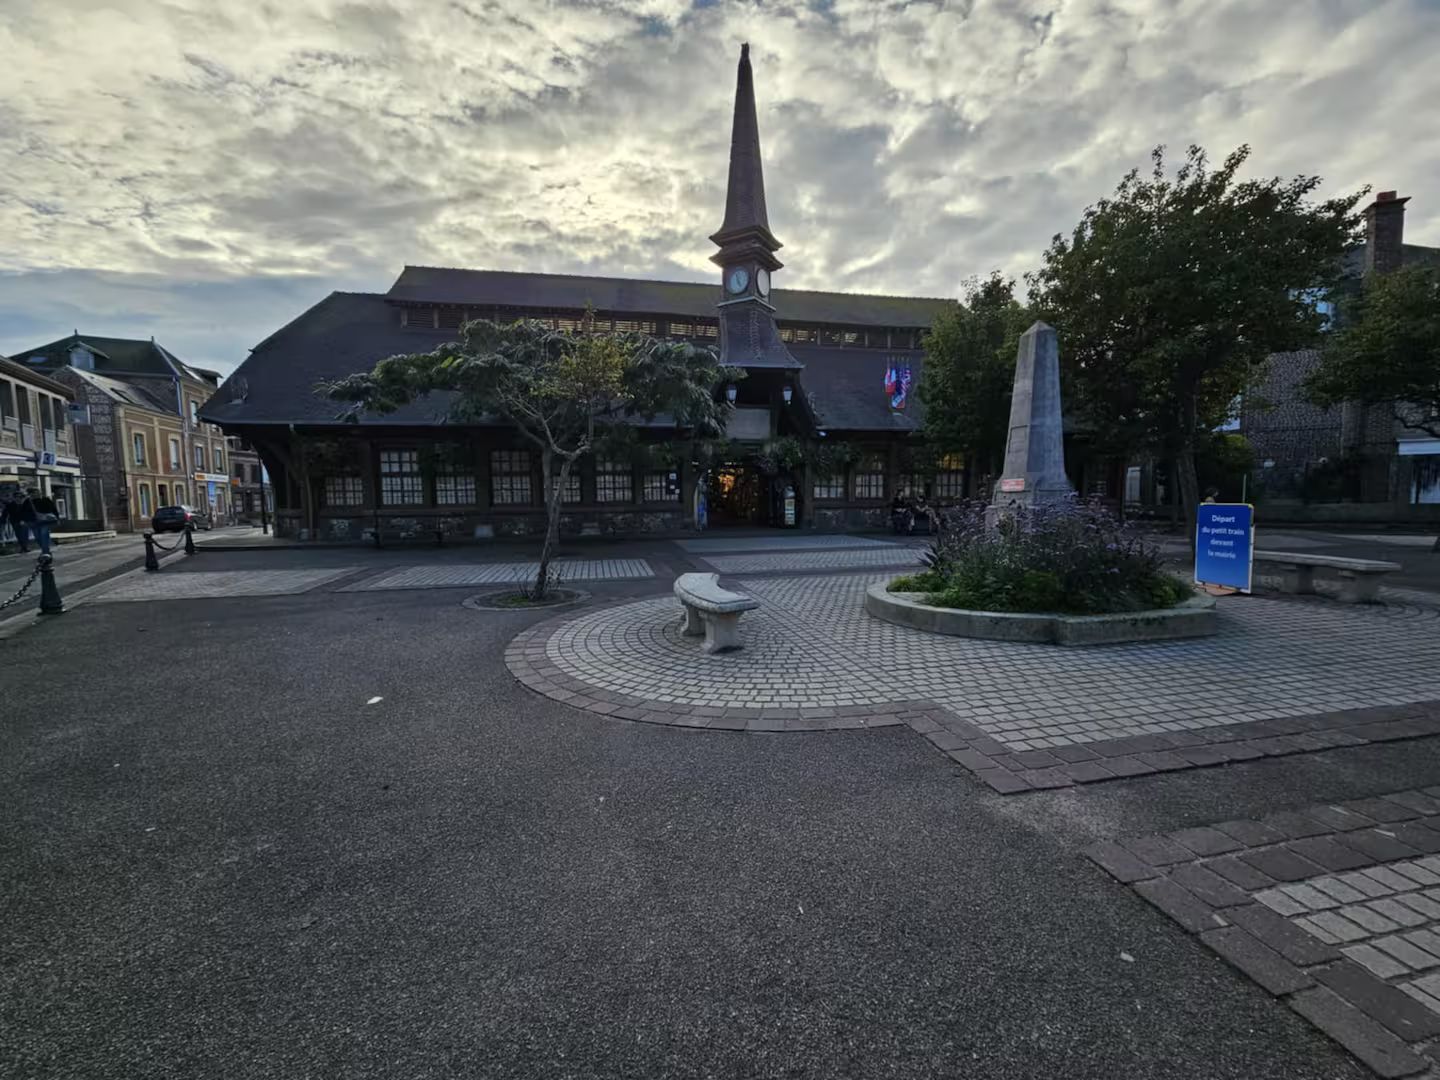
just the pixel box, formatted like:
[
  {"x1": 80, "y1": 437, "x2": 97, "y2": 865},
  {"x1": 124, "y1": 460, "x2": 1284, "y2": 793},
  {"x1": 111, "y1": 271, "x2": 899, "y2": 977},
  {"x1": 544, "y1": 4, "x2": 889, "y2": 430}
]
[{"x1": 2, "y1": 0, "x2": 1437, "y2": 376}]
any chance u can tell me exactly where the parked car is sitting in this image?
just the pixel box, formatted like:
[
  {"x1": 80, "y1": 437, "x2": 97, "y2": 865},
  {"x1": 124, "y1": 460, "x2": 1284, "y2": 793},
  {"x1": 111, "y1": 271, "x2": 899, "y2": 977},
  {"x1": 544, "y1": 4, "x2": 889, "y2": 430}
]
[{"x1": 151, "y1": 505, "x2": 212, "y2": 532}]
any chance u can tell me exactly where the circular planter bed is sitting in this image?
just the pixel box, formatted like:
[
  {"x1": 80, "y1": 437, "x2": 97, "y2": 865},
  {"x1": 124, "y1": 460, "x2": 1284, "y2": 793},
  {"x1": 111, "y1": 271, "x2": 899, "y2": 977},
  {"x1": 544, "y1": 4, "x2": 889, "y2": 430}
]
[
  {"x1": 463, "y1": 588, "x2": 590, "y2": 611},
  {"x1": 864, "y1": 583, "x2": 1217, "y2": 646}
]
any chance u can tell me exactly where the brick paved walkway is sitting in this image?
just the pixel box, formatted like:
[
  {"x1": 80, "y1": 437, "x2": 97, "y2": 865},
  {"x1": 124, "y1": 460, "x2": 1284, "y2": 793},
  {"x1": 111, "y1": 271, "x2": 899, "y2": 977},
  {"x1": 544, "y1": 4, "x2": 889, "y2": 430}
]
[
  {"x1": 91, "y1": 568, "x2": 358, "y2": 602},
  {"x1": 507, "y1": 573, "x2": 1440, "y2": 791},
  {"x1": 1089, "y1": 787, "x2": 1440, "y2": 1077},
  {"x1": 346, "y1": 558, "x2": 655, "y2": 590}
]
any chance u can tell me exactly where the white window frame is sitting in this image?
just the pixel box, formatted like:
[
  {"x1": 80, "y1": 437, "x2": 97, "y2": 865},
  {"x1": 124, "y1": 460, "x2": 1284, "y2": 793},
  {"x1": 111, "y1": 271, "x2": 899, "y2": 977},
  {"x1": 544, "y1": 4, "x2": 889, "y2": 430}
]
[
  {"x1": 169, "y1": 437, "x2": 181, "y2": 470},
  {"x1": 194, "y1": 443, "x2": 206, "y2": 470},
  {"x1": 379, "y1": 449, "x2": 424, "y2": 506},
  {"x1": 132, "y1": 431, "x2": 146, "y2": 465}
]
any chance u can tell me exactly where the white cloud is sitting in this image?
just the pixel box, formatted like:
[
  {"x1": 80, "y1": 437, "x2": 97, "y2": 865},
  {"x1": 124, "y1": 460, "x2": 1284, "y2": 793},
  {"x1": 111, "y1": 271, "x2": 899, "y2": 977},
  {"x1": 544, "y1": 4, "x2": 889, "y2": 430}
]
[{"x1": 1, "y1": 0, "x2": 1437, "y2": 373}]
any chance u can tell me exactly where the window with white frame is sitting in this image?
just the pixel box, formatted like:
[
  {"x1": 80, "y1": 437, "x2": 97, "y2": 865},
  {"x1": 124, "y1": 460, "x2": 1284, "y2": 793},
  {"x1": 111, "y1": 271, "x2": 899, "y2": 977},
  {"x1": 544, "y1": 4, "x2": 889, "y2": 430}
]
[
  {"x1": 379, "y1": 449, "x2": 424, "y2": 505},
  {"x1": 553, "y1": 469, "x2": 581, "y2": 504},
  {"x1": 933, "y1": 453, "x2": 965, "y2": 498},
  {"x1": 174, "y1": 484, "x2": 186, "y2": 504},
  {"x1": 138, "y1": 483, "x2": 152, "y2": 517},
  {"x1": 132, "y1": 431, "x2": 147, "y2": 465},
  {"x1": 213, "y1": 446, "x2": 224, "y2": 472},
  {"x1": 169, "y1": 437, "x2": 181, "y2": 470},
  {"x1": 489, "y1": 450, "x2": 532, "y2": 505},
  {"x1": 0, "y1": 381, "x2": 14, "y2": 427},
  {"x1": 813, "y1": 474, "x2": 846, "y2": 500},
  {"x1": 435, "y1": 468, "x2": 476, "y2": 505},
  {"x1": 595, "y1": 458, "x2": 632, "y2": 503},
  {"x1": 158, "y1": 483, "x2": 169, "y2": 506},
  {"x1": 642, "y1": 470, "x2": 679, "y2": 503},
  {"x1": 324, "y1": 475, "x2": 364, "y2": 507},
  {"x1": 194, "y1": 443, "x2": 206, "y2": 470},
  {"x1": 853, "y1": 454, "x2": 886, "y2": 500}
]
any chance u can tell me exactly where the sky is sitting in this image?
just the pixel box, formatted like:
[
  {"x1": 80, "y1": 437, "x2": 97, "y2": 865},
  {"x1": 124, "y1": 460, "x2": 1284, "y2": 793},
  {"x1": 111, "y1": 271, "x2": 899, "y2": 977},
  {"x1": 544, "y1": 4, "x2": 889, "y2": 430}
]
[{"x1": 2, "y1": 0, "x2": 1438, "y2": 377}]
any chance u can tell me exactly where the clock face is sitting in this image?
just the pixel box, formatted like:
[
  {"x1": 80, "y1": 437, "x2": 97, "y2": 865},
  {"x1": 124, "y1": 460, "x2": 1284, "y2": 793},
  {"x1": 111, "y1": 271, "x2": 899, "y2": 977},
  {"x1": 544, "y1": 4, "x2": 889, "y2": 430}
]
[
  {"x1": 726, "y1": 267, "x2": 750, "y2": 294},
  {"x1": 756, "y1": 268, "x2": 770, "y2": 296}
]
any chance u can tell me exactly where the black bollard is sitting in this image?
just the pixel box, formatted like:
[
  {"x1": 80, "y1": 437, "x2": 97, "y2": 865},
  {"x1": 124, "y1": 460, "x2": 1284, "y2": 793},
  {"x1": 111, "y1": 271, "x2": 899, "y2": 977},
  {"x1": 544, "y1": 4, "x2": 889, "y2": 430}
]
[
  {"x1": 37, "y1": 554, "x2": 64, "y2": 615},
  {"x1": 144, "y1": 532, "x2": 160, "y2": 571},
  {"x1": 184, "y1": 525, "x2": 196, "y2": 556}
]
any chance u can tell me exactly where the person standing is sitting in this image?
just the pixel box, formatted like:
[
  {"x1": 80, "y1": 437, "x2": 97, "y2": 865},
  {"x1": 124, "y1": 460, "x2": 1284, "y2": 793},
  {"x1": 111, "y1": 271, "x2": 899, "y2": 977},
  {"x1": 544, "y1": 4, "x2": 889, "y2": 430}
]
[
  {"x1": 23, "y1": 487, "x2": 59, "y2": 556},
  {"x1": 2, "y1": 491, "x2": 30, "y2": 553}
]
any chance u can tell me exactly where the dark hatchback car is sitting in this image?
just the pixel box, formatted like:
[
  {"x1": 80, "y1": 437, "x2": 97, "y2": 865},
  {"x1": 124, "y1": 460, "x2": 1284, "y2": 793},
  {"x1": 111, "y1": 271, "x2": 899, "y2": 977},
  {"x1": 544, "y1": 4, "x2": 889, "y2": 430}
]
[{"x1": 151, "y1": 504, "x2": 212, "y2": 532}]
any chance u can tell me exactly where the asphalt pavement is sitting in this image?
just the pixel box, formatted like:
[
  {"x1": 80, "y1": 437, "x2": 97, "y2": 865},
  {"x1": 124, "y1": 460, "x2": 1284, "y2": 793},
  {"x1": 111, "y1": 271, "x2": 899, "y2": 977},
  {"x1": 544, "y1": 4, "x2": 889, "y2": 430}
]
[{"x1": 7, "y1": 565, "x2": 1437, "y2": 1079}]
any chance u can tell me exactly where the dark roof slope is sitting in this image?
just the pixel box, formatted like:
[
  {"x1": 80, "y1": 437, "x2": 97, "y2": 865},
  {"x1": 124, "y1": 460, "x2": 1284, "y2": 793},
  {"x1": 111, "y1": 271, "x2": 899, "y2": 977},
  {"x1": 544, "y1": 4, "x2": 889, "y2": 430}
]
[
  {"x1": 791, "y1": 345, "x2": 924, "y2": 433},
  {"x1": 12, "y1": 333, "x2": 215, "y2": 384},
  {"x1": 201, "y1": 292, "x2": 456, "y2": 427},
  {"x1": 204, "y1": 291, "x2": 928, "y2": 433},
  {"x1": 386, "y1": 267, "x2": 953, "y2": 328},
  {"x1": 0, "y1": 356, "x2": 74, "y2": 397}
]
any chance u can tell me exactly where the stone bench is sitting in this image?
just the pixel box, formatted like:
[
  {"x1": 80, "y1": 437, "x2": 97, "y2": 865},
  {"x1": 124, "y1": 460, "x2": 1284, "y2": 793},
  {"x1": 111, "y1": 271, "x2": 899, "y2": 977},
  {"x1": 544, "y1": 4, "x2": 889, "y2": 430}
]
[
  {"x1": 1254, "y1": 550, "x2": 1402, "y2": 603},
  {"x1": 674, "y1": 572, "x2": 759, "y2": 654}
]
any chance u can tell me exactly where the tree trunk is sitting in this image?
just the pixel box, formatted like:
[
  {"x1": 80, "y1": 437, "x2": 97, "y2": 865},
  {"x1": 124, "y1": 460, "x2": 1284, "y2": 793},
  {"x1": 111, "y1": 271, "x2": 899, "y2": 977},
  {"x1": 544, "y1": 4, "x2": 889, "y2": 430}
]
[
  {"x1": 1176, "y1": 398, "x2": 1202, "y2": 553},
  {"x1": 533, "y1": 447, "x2": 564, "y2": 599}
]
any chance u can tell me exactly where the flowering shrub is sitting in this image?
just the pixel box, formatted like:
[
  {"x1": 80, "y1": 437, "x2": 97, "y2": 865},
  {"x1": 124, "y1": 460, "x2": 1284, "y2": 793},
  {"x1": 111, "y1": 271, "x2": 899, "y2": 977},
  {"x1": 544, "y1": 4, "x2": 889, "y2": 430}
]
[{"x1": 889, "y1": 498, "x2": 1190, "y2": 614}]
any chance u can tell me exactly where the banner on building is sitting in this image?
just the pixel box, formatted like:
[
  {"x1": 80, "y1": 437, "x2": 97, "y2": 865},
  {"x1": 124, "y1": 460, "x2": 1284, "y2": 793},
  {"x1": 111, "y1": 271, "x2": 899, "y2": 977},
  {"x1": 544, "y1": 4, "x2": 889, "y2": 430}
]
[{"x1": 884, "y1": 361, "x2": 912, "y2": 411}]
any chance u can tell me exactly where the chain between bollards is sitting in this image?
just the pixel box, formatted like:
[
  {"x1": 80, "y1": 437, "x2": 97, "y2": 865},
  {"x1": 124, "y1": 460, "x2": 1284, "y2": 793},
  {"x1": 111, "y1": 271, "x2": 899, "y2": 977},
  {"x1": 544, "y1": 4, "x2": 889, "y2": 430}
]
[{"x1": 144, "y1": 532, "x2": 160, "y2": 571}]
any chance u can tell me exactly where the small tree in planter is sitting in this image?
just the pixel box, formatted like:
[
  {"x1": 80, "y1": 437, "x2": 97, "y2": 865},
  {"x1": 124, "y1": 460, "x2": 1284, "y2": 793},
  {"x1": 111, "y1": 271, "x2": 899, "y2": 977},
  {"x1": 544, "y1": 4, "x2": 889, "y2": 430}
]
[{"x1": 323, "y1": 316, "x2": 738, "y2": 598}]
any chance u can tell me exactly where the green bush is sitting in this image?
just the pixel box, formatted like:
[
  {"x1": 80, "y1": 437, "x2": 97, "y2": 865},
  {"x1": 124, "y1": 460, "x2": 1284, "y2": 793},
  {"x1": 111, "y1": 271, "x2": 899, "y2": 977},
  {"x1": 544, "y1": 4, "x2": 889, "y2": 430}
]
[{"x1": 909, "y1": 499, "x2": 1191, "y2": 615}]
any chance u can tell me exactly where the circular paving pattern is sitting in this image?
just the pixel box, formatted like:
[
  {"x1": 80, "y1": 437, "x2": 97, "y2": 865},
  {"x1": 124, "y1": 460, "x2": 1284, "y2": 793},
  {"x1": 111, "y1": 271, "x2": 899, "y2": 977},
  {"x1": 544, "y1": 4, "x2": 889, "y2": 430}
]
[{"x1": 506, "y1": 574, "x2": 1440, "y2": 754}]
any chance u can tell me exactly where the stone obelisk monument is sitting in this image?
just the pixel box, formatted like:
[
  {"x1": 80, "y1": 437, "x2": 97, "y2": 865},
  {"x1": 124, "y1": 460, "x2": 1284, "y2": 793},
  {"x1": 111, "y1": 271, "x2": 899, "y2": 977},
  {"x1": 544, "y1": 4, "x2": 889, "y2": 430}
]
[{"x1": 990, "y1": 321, "x2": 1074, "y2": 516}]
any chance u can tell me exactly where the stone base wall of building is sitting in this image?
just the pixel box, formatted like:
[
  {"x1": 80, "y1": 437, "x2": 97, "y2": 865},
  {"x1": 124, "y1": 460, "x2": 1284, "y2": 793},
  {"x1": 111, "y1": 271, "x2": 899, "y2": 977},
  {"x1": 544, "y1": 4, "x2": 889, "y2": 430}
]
[
  {"x1": 274, "y1": 507, "x2": 691, "y2": 542},
  {"x1": 812, "y1": 506, "x2": 888, "y2": 531},
  {"x1": 1251, "y1": 500, "x2": 1440, "y2": 525}
]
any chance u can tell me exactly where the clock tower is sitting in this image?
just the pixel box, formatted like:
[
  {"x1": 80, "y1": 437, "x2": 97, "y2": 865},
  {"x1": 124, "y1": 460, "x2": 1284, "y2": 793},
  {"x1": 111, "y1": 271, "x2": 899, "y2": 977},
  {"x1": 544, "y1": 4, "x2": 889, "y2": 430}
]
[{"x1": 710, "y1": 44, "x2": 798, "y2": 370}]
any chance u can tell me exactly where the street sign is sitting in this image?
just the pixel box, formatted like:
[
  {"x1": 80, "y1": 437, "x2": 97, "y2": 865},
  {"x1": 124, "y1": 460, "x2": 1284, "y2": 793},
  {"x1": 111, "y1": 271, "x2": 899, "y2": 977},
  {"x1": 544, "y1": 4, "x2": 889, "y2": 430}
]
[{"x1": 1195, "y1": 502, "x2": 1254, "y2": 593}]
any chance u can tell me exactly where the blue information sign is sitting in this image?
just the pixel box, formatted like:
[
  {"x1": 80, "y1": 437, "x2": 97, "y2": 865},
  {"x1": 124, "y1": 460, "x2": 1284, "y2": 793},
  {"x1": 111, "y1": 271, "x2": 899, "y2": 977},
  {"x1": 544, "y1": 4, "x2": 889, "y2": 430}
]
[{"x1": 1194, "y1": 503, "x2": 1254, "y2": 593}]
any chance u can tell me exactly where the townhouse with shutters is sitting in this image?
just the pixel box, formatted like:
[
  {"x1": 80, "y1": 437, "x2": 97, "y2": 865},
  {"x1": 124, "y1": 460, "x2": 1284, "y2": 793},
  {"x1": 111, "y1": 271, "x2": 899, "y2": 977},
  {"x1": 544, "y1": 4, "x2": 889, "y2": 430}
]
[
  {"x1": 7, "y1": 334, "x2": 236, "y2": 531},
  {"x1": 0, "y1": 356, "x2": 85, "y2": 526}
]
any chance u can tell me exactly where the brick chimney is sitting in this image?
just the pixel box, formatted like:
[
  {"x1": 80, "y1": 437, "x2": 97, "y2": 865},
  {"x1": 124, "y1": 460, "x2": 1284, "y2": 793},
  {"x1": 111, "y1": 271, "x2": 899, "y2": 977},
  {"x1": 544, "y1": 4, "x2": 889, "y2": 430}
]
[{"x1": 1363, "y1": 190, "x2": 1409, "y2": 275}]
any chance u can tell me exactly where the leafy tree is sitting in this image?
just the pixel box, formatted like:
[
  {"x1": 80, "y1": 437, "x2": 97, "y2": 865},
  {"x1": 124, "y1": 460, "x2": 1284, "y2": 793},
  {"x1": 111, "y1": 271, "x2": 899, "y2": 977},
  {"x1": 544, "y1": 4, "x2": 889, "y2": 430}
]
[
  {"x1": 919, "y1": 273, "x2": 1031, "y2": 488},
  {"x1": 1307, "y1": 263, "x2": 1440, "y2": 438},
  {"x1": 323, "y1": 315, "x2": 738, "y2": 596},
  {"x1": 1028, "y1": 145, "x2": 1365, "y2": 535}
]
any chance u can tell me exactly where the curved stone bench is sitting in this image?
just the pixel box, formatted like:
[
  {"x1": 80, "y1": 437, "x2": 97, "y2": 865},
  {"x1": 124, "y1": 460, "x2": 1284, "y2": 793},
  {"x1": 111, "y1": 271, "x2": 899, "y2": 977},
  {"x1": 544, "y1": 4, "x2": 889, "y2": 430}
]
[
  {"x1": 865, "y1": 583, "x2": 1217, "y2": 645},
  {"x1": 1254, "y1": 550, "x2": 1401, "y2": 604},
  {"x1": 674, "y1": 572, "x2": 759, "y2": 654}
]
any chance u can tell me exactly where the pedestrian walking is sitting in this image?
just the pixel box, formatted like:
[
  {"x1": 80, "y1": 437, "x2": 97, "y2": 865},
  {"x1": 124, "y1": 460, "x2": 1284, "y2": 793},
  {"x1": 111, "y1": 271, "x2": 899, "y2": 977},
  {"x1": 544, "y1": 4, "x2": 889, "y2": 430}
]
[
  {"x1": 2, "y1": 490, "x2": 30, "y2": 553},
  {"x1": 22, "y1": 488, "x2": 59, "y2": 556}
]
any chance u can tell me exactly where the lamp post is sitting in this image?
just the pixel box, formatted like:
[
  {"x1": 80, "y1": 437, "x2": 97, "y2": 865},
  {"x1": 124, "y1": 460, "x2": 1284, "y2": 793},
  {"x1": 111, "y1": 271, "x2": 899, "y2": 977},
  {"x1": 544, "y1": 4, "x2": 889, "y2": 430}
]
[
  {"x1": 782, "y1": 384, "x2": 793, "y2": 405},
  {"x1": 725, "y1": 383, "x2": 737, "y2": 404}
]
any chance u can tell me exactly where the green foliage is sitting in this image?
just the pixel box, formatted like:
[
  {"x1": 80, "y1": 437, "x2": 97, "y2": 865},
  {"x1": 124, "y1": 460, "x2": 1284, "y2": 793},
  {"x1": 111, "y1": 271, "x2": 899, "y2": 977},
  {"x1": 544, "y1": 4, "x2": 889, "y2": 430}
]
[
  {"x1": 321, "y1": 315, "x2": 739, "y2": 596},
  {"x1": 918, "y1": 273, "x2": 1031, "y2": 474},
  {"x1": 915, "y1": 500, "x2": 1190, "y2": 615},
  {"x1": 1028, "y1": 144, "x2": 1367, "y2": 521},
  {"x1": 888, "y1": 570, "x2": 947, "y2": 593},
  {"x1": 1307, "y1": 263, "x2": 1440, "y2": 438},
  {"x1": 1195, "y1": 433, "x2": 1254, "y2": 501}
]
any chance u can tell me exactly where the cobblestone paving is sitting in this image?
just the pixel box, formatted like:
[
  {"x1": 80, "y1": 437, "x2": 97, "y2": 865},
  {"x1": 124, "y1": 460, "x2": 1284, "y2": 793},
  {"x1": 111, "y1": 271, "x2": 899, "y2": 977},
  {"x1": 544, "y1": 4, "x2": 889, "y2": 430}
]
[
  {"x1": 542, "y1": 574, "x2": 1440, "y2": 747},
  {"x1": 677, "y1": 535, "x2": 898, "y2": 553},
  {"x1": 347, "y1": 559, "x2": 655, "y2": 590},
  {"x1": 1089, "y1": 787, "x2": 1440, "y2": 1078},
  {"x1": 698, "y1": 549, "x2": 924, "y2": 573},
  {"x1": 92, "y1": 568, "x2": 358, "y2": 602}
]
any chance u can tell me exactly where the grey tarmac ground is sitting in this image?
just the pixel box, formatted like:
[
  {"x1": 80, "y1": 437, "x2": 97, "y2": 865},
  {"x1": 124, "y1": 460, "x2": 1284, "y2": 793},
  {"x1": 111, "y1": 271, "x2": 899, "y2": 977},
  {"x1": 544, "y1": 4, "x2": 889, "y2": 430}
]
[{"x1": 1, "y1": 526, "x2": 1437, "y2": 1079}]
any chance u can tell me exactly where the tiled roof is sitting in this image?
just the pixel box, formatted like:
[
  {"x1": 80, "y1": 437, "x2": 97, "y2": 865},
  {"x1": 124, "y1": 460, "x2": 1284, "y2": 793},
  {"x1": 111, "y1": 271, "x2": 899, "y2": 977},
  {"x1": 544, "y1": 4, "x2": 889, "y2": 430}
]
[
  {"x1": 68, "y1": 368, "x2": 179, "y2": 413},
  {"x1": 386, "y1": 267, "x2": 953, "y2": 328},
  {"x1": 203, "y1": 291, "x2": 928, "y2": 433},
  {"x1": 11, "y1": 332, "x2": 216, "y2": 384},
  {"x1": 0, "y1": 356, "x2": 74, "y2": 398}
]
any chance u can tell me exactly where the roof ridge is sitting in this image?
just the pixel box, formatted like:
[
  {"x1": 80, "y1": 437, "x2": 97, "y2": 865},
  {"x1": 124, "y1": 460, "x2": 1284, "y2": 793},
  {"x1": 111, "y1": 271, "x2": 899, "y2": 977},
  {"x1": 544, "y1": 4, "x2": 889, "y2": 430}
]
[{"x1": 396, "y1": 265, "x2": 956, "y2": 304}]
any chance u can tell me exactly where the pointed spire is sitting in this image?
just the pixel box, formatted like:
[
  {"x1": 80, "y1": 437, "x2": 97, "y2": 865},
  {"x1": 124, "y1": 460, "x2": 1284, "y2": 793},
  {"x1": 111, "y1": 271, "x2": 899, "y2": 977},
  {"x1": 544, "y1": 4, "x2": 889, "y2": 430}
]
[{"x1": 711, "y1": 43, "x2": 778, "y2": 250}]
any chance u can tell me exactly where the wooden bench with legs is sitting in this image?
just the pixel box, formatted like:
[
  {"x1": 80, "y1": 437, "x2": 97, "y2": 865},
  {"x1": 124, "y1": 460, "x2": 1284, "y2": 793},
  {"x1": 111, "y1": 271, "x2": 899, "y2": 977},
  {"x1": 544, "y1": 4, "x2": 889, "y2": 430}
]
[
  {"x1": 1254, "y1": 550, "x2": 1402, "y2": 604},
  {"x1": 673, "y1": 572, "x2": 760, "y2": 654}
]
